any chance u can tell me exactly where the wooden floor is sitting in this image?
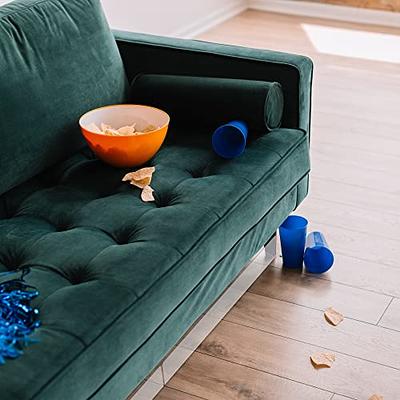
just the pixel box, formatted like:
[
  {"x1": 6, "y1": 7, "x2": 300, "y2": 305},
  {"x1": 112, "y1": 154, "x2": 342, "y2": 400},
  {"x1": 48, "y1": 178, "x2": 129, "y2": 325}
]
[
  {"x1": 156, "y1": 11, "x2": 400, "y2": 400},
  {"x1": 307, "y1": 0, "x2": 400, "y2": 13}
]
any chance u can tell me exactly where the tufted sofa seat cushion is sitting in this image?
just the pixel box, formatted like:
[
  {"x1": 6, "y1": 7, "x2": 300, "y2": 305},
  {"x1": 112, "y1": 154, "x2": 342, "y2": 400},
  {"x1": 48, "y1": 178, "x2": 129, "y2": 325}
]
[{"x1": 0, "y1": 128, "x2": 309, "y2": 399}]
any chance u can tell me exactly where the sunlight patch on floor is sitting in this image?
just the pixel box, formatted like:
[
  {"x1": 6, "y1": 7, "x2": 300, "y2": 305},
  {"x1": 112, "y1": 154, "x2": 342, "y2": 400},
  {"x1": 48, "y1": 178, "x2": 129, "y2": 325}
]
[{"x1": 302, "y1": 23, "x2": 400, "y2": 63}]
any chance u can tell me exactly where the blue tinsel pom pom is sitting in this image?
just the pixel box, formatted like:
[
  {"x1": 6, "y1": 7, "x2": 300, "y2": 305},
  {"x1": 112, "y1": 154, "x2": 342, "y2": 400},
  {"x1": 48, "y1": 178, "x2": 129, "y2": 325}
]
[{"x1": 0, "y1": 268, "x2": 40, "y2": 365}]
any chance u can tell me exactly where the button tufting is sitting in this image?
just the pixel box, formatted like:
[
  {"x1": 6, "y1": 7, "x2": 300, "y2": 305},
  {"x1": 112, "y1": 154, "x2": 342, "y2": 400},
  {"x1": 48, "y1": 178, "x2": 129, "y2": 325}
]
[
  {"x1": 55, "y1": 222, "x2": 72, "y2": 232},
  {"x1": 3, "y1": 206, "x2": 17, "y2": 220},
  {"x1": 0, "y1": 255, "x2": 22, "y2": 272},
  {"x1": 114, "y1": 227, "x2": 142, "y2": 245},
  {"x1": 186, "y1": 168, "x2": 204, "y2": 179},
  {"x1": 66, "y1": 267, "x2": 94, "y2": 285},
  {"x1": 3, "y1": 264, "x2": 20, "y2": 273},
  {"x1": 114, "y1": 234, "x2": 129, "y2": 245},
  {"x1": 155, "y1": 192, "x2": 175, "y2": 208}
]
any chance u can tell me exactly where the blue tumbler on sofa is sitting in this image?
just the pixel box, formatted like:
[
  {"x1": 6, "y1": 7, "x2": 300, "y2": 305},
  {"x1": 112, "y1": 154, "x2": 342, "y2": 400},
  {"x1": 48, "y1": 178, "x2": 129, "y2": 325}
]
[
  {"x1": 279, "y1": 215, "x2": 308, "y2": 269},
  {"x1": 212, "y1": 120, "x2": 248, "y2": 158}
]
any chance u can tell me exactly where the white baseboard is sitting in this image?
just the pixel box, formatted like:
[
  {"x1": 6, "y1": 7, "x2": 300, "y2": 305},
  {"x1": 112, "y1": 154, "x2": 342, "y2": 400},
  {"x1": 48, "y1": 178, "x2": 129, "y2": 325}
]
[
  {"x1": 172, "y1": 0, "x2": 248, "y2": 38},
  {"x1": 249, "y1": 0, "x2": 400, "y2": 28}
]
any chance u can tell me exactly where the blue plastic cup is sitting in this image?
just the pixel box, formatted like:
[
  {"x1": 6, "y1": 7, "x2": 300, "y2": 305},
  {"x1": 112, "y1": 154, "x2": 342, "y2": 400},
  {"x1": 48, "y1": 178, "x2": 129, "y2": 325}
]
[
  {"x1": 304, "y1": 231, "x2": 334, "y2": 274},
  {"x1": 212, "y1": 120, "x2": 248, "y2": 159},
  {"x1": 279, "y1": 215, "x2": 308, "y2": 269}
]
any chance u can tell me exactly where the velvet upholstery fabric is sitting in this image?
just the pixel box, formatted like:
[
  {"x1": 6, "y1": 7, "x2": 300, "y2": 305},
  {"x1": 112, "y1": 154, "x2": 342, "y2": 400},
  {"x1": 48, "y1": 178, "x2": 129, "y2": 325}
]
[
  {"x1": 0, "y1": 0, "x2": 129, "y2": 196},
  {"x1": 131, "y1": 74, "x2": 284, "y2": 133},
  {"x1": 0, "y1": 127, "x2": 310, "y2": 399}
]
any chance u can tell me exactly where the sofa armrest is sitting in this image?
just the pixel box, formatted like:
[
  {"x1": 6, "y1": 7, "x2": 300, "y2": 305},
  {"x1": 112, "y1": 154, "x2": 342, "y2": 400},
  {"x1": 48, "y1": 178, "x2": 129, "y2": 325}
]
[{"x1": 113, "y1": 30, "x2": 313, "y2": 135}]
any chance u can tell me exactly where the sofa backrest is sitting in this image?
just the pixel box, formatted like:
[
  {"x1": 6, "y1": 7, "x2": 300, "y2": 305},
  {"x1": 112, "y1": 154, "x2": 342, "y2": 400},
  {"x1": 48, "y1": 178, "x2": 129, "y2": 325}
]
[{"x1": 0, "y1": 0, "x2": 129, "y2": 195}]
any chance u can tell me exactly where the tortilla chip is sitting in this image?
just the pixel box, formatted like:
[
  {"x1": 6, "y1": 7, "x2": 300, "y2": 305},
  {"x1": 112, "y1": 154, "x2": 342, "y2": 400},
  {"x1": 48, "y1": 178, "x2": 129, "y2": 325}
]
[
  {"x1": 142, "y1": 124, "x2": 158, "y2": 132},
  {"x1": 101, "y1": 123, "x2": 112, "y2": 132},
  {"x1": 324, "y1": 307, "x2": 344, "y2": 326},
  {"x1": 105, "y1": 128, "x2": 122, "y2": 136},
  {"x1": 87, "y1": 123, "x2": 102, "y2": 134},
  {"x1": 122, "y1": 172, "x2": 134, "y2": 182},
  {"x1": 122, "y1": 168, "x2": 156, "y2": 190},
  {"x1": 130, "y1": 176, "x2": 151, "y2": 189},
  {"x1": 141, "y1": 185, "x2": 155, "y2": 202},
  {"x1": 134, "y1": 124, "x2": 159, "y2": 135},
  {"x1": 128, "y1": 167, "x2": 156, "y2": 181},
  {"x1": 96, "y1": 122, "x2": 158, "y2": 136},
  {"x1": 118, "y1": 124, "x2": 136, "y2": 135},
  {"x1": 369, "y1": 395, "x2": 383, "y2": 400},
  {"x1": 310, "y1": 352, "x2": 336, "y2": 368}
]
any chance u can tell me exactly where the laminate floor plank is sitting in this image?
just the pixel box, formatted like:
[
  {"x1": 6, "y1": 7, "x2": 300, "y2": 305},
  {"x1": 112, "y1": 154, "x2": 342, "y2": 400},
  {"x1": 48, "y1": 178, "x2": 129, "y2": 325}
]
[
  {"x1": 315, "y1": 255, "x2": 400, "y2": 298},
  {"x1": 155, "y1": 387, "x2": 205, "y2": 400},
  {"x1": 379, "y1": 298, "x2": 400, "y2": 332},
  {"x1": 225, "y1": 293, "x2": 400, "y2": 369},
  {"x1": 198, "y1": 321, "x2": 400, "y2": 399},
  {"x1": 313, "y1": 77, "x2": 400, "y2": 99},
  {"x1": 310, "y1": 141, "x2": 400, "y2": 176},
  {"x1": 313, "y1": 104, "x2": 400, "y2": 129},
  {"x1": 309, "y1": 178, "x2": 400, "y2": 216},
  {"x1": 311, "y1": 123, "x2": 400, "y2": 157},
  {"x1": 248, "y1": 265, "x2": 391, "y2": 323},
  {"x1": 331, "y1": 395, "x2": 356, "y2": 400},
  {"x1": 312, "y1": 111, "x2": 400, "y2": 141},
  {"x1": 255, "y1": 252, "x2": 400, "y2": 298},
  {"x1": 297, "y1": 197, "x2": 400, "y2": 240},
  {"x1": 167, "y1": 352, "x2": 332, "y2": 400},
  {"x1": 308, "y1": 222, "x2": 400, "y2": 268},
  {"x1": 312, "y1": 104, "x2": 400, "y2": 129},
  {"x1": 306, "y1": 0, "x2": 400, "y2": 13},
  {"x1": 310, "y1": 158, "x2": 400, "y2": 195}
]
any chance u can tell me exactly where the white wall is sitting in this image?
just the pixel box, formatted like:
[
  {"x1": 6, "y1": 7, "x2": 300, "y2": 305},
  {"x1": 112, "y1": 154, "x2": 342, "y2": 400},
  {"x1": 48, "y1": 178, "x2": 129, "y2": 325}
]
[
  {"x1": 100, "y1": 0, "x2": 247, "y2": 37},
  {"x1": 0, "y1": 0, "x2": 247, "y2": 38}
]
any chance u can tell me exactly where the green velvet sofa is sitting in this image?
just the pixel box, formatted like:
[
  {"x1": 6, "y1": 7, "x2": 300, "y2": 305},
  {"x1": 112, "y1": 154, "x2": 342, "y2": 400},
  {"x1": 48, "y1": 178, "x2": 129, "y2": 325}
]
[{"x1": 0, "y1": 0, "x2": 312, "y2": 398}]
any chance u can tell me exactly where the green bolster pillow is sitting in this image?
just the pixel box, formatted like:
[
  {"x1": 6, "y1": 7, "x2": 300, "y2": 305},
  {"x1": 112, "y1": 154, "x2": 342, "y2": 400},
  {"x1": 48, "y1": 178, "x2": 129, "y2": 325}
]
[{"x1": 130, "y1": 74, "x2": 284, "y2": 134}]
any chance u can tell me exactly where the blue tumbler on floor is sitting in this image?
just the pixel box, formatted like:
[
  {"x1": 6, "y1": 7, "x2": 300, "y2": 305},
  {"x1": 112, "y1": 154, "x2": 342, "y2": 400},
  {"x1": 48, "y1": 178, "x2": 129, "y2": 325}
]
[
  {"x1": 304, "y1": 231, "x2": 334, "y2": 274},
  {"x1": 279, "y1": 215, "x2": 308, "y2": 269},
  {"x1": 212, "y1": 120, "x2": 248, "y2": 159}
]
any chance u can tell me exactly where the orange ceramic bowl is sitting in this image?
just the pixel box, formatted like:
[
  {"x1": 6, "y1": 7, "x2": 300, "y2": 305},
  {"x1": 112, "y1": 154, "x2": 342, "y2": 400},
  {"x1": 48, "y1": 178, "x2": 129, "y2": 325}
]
[{"x1": 79, "y1": 104, "x2": 170, "y2": 168}]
